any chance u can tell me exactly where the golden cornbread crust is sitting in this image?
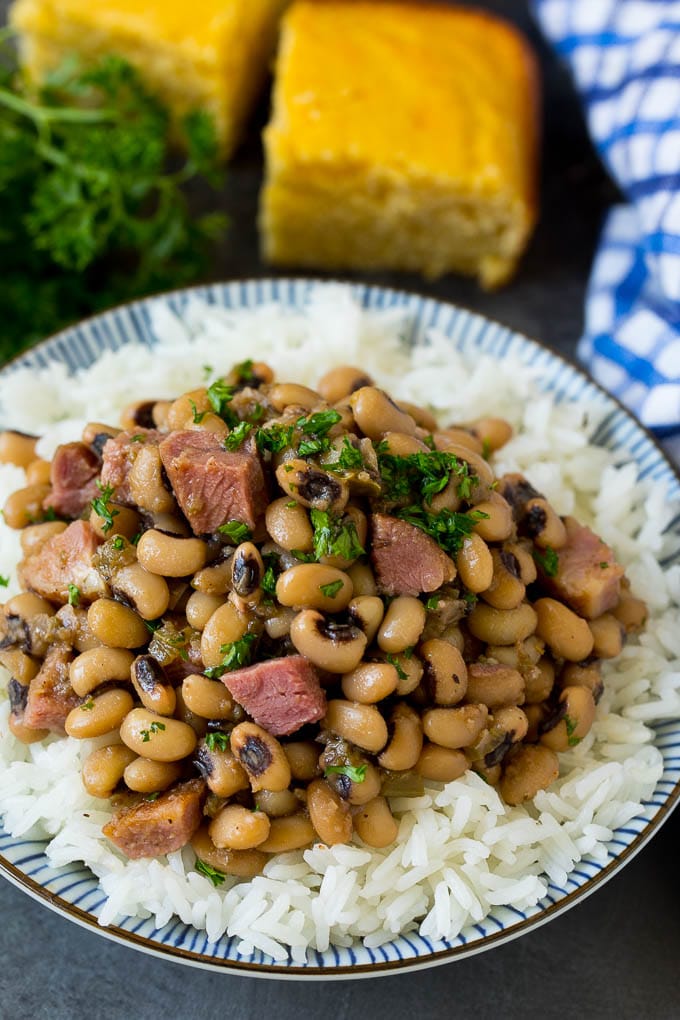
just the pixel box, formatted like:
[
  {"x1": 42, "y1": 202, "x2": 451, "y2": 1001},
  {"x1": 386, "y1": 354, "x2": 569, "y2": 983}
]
[
  {"x1": 10, "y1": 0, "x2": 290, "y2": 158},
  {"x1": 261, "y1": 0, "x2": 540, "y2": 286}
]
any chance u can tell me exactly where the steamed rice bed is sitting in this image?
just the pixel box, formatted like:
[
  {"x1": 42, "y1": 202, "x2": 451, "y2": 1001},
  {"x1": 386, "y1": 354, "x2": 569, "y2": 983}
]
[{"x1": 0, "y1": 286, "x2": 679, "y2": 964}]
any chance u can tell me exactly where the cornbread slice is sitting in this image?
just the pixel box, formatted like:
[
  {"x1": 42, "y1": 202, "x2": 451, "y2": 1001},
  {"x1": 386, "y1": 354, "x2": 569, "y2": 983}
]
[
  {"x1": 10, "y1": 0, "x2": 290, "y2": 157},
  {"x1": 261, "y1": 1, "x2": 539, "y2": 287}
]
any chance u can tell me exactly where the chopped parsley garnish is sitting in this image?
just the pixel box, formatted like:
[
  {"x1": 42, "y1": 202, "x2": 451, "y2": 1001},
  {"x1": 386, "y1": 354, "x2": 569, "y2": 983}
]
[
  {"x1": 195, "y1": 859, "x2": 226, "y2": 887},
  {"x1": 310, "y1": 508, "x2": 365, "y2": 562},
  {"x1": 533, "y1": 546, "x2": 560, "y2": 578},
  {"x1": 255, "y1": 422, "x2": 295, "y2": 454},
  {"x1": 131, "y1": 532, "x2": 141, "y2": 546},
  {"x1": 67, "y1": 583, "x2": 80, "y2": 607},
  {"x1": 81, "y1": 699, "x2": 95, "y2": 711},
  {"x1": 599, "y1": 561, "x2": 609, "y2": 569},
  {"x1": 206, "y1": 379, "x2": 238, "y2": 426},
  {"x1": 386, "y1": 653, "x2": 408, "y2": 681},
  {"x1": 324, "y1": 763, "x2": 367, "y2": 784},
  {"x1": 91, "y1": 481, "x2": 119, "y2": 534},
  {"x1": 189, "y1": 398, "x2": 207, "y2": 424},
  {"x1": 111, "y1": 535, "x2": 125, "y2": 550},
  {"x1": 0, "y1": 575, "x2": 8, "y2": 587},
  {"x1": 130, "y1": 434, "x2": 145, "y2": 443},
  {"x1": 44, "y1": 507, "x2": 59, "y2": 522},
  {"x1": 140, "y1": 721, "x2": 166, "y2": 742},
  {"x1": 217, "y1": 520, "x2": 252, "y2": 544},
  {"x1": 331, "y1": 437, "x2": 364, "y2": 472},
  {"x1": 297, "y1": 409, "x2": 342, "y2": 437},
  {"x1": 234, "y1": 358, "x2": 254, "y2": 381},
  {"x1": 395, "y1": 505, "x2": 489, "y2": 557},
  {"x1": 482, "y1": 438, "x2": 492, "y2": 460},
  {"x1": 261, "y1": 554, "x2": 279, "y2": 599},
  {"x1": 224, "y1": 421, "x2": 253, "y2": 450},
  {"x1": 425, "y1": 595, "x2": 441, "y2": 611},
  {"x1": 377, "y1": 449, "x2": 476, "y2": 506},
  {"x1": 205, "y1": 731, "x2": 230, "y2": 752},
  {"x1": 319, "y1": 579, "x2": 344, "y2": 599},
  {"x1": 463, "y1": 592, "x2": 478, "y2": 607},
  {"x1": 202, "y1": 364, "x2": 213, "y2": 380},
  {"x1": 204, "y1": 633, "x2": 257, "y2": 679},
  {"x1": 145, "y1": 792, "x2": 160, "y2": 802},
  {"x1": 298, "y1": 438, "x2": 328, "y2": 457},
  {"x1": 145, "y1": 618, "x2": 163, "y2": 633},
  {"x1": 565, "y1": 714, "x2": 581, "y2": 746}
]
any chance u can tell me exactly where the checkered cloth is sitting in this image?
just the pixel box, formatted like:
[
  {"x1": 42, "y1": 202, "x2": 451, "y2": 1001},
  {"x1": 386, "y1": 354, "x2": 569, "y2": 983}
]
[{"x1": 534, "y1": 0, "x2": 680, "y2": 459}]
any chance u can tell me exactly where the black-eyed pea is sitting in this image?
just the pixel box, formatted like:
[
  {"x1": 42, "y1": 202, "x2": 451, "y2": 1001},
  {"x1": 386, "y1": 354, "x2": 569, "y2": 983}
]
[
  {"x1": 255, "y1": 788, "x2": 299, "y2": 817},
  {"x1": 123, "y1": 757, "x2": 183, "y2": 794},
  {"x1": 89, "y1": 504, "x2": 141, "y2": 542},
  {"x1": 352, "y1": 796, "x2": 398, "y2": 848},
  {"x1": 317, "y1": 365, "x2": 374, "y2": 404},
  {"x1": 290, "y1": 610, "x2": 367, "y2": 673},
  {"x1": 283, "y1": 741, "x2": 321, "y2": 781},
  {"x1": 341, "y1": 662, "x2": 398, "y2": 704},
  {"x1": 390, "y1": 651, "x2": 423, "y2": 696},
  {"x1": 185, "y1": 591, "x2": 227, "y2": 630},
  {"x1": 307, "y1": 779, "x2": 352, "y2": 845},
  {"x1": 230, "y1": 722, "x2": 291, "y2": 792},
  {"x1": 231, "y1": 542, "x2": 264, "y2": 601},
  {"x1": 349, "y1": 386, "x2": 418, "y2": 440},
  {"x1": 524, "y1": 498, "x2": 567, "y2": 550},
  {"x1": 257, "y1": 812, "x2": 316, "y2": 853},
  {"x1": 524, "y1": 658, "x2": 555, "y2": 704},
  {"x1": 265, "y1": 497, "x2": 314, "y2": 552},
  {"x1": 3, "y1": 484, "x2": 51, "y2": 529},
  {"x1": 380, "y1": 431, "x2": 431, "y2": 456},
  {"x1": 174, "y1": 685, "x2": 209, "y2": 739},
  {"x1": 504, "y1": 541, "x2": 537, "y2": 585},
  {"x1": 276, "y1": 563, "x2": 353, "y2": 612},
  {"x1": 470, "y1": 417, "x2": 513, "y2": 453},
  {"x1": 19, "y1": 520, "x2": 68, "y2": 557},
  {"x1": 397, "y1": 401, "x2": 439, "y2": 432},
  {"x1": 323, "y1": 700, "x2": 388, "y2": 754},
  {"x1": 415, "y1": 743, "x2": 468, "y2": 782},
  {"x1": 377, "y1": 704, "x2": 423, "y2": 771},
  {"x1": 481, "y1": 549, "x2": 526, "y2": 611},
  {"x1": 191, "y1": 825, "x2": 267, "y2": 878},
  {"x1": 165, "y1": 389, "x2": 211, "y2": 430},
  {"x1": 613, "y1": 592, "x2": 647, "y2": 632},
  {"x1": 276, "y1": 459, "x2": 349, "y2": 514},
  {"x1": 422, "y1": 704, "x2": 489, "y2": 749},
  {"x1": 87, "y1": 599, "x2": 148, "y2": 649},
  {"x1": 264, "y1": 606, "x2": 297, "y2": 640},
  {"x1": 346, "y1": 562, "x2": 378, "y2": 597},
  {"x1": 377, "y1": 596, "x2": 426, "y2": 654},
  {"x1": 3, "y1": 592, "x2": 54, "y2": 621},
  {"x1": 0, "y1": 648, "x2": 39, "y2": 685},
  {"x1": 431, "y1": 440, "x2": 494, "y2": 486},
  {"x1": 137, "y1": 530, "x2": 207, "y2": 578},
  {"x1": 524, "y1": 703, "x2": 548, "y2": 743},
  {"x1": 500, "y1": 745, "x2": 560, "y2": 805},
  {"x1": 209, "y1": 804, "x2": 271, "y2": 850},
  {"x1": 456, "y1": 533, "x2": 494, "y2": 593},
  {"x1": 127, "y1": 444, "x2": 176, "y2": 514},
  {"x1": 269, "y1": 382, "x2": 322, "y2": 412},
  {"x1": 433, "y1": 428, "x2": 483, "y2": 455},
  {"x1": 200, "y1": 602, "x2": 248, "y2": 668},
  {"x1": 535, "y1": 598, "x2": 594, "y2": 662},
  {"x1": 345, "y1": 762, "x2": 382, "y2": 806},
  {"x1": 491, "y1": 706, "x2": 529, "y2": 745},
  {"x1": 181, "y1": 674, "x2": 234, "y2": 720},
  {"x1": 540, "y1": 686, "x2": 596, "y2": 752},
  {"x1": 65, "y1": 688, "x2": 134, "y2": 739},
  {"x1": 82, "y1": 744, "x2": 137, "y2": 798},
  {"x1": 191, "y1": 555, "x2": 233, "y2": 595},
  {"x1": 69, "y1": 647, "x2": 135, "y2": 697},
  {"x1": 111, "y1": 562, "x2": 170, "y2": 620},
  {"x1": 120, "y1": 708, "x2": 197, "y2": 761},
  {"x1": 0, "y1": 430, "x2": 38, "y2": 468},
  {"x1": 131, "y1": 655, "x2": 176, "y2": 716},
  {"x1": 8, "y1": 714, "x2": 49, "y2": 744},
  {"x1": 420, "y1": 639, "x2": 468, "y2": 706},
  {"x1": 468, "y1": 602, "x2": 538, "y2": 645},
  {"x1": 466, "y1": 662, "x2": 524, "y2": 708},
  {"x1": 347, "y1": 595, "x2": 384, "y2": 644},
  {"x1": 561, "y1": 660, "x2": 603, "y2": 701},
  {"x1": 589, "y1": 613, "x2": 624, "y2": 659},
  {"x1": 472, "y1": 492, "x2": 514, "y2": 542},
  {"x1": 194, "y1": 741, "x2": 250, "y2": 797}
]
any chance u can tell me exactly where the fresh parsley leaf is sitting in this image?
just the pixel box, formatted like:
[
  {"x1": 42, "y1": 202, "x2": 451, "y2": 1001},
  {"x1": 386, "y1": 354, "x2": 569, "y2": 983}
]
[
  {"x1": 319, "y1": 579, "x2": 344, "y2": 599},
  {"x1": 217, "y1": 520, "x2": 251, "y2": 544},
  {"x1": 482, "y1": 438, "x2": 492, "y2": 460},
  {"x1": 205, "y1": 731, "x2": 230, "y2": 752},
  {"x1": 386, "y1": 653, "x2": 408, "y2": 682},
  {"x1": 377, "y1": 449, "x2": 476, "y2": 506},
  {"x1": 145, "y1": 618, "x2": 163, "y2": 633},
  {"x1": 333, "y1": 437, "x2": 364, "y2": 471},
  {"x1": 81, "y1": 698, "x2": 95, "y2": 711},
  {"x1": 195, "y1": 859, "x2": 226, "y2": 887},
  {"x1": 533, "y1": 546, "x2": 560, "y2": 578},
  {"x1": 425, "y1": 595, "x2": 441, "y2": 611},
  {"x1": 67, "y1": 583, "x2": 80, "y2": 607},
  {"x1": 298, "y1": 437, "x2": 329, "y2": 458},
  {"x1": 112, "y1": 535, "x2": 125, "y2": 550},
  {"x1": 297, "y1": 409, "x2": 342, "y2": 437},
  {"x1": 204, "y1": 633, "x2": 257, "y2": 679},
  {"x1": 224, "y1": 421, "x2": 252, "y2": 451},
  {"x1": 395, "y1": 505, "x2": 489, "y2": 556},
  {"x1": 234, "y1": 358, "x2": 254, "y2": 381},
  {"x1": 255, "y1": 422, "x2": 295, "y2": 454},
  {"x1": 599, "y1": 561, "x2": 609, "y2": 569},
  {"x1": 565, "y1": 714, "x2": 581, "y2": 746},
  {"x1": 324, "y1": 763, "x2": 367, "y2": 784},
  {"x1": 0, "y1": 575, "x2": 8, "y2": 587},
  {"x1": 206, "y1": 380, "x2": 238, "y2": 426},
  {"x1": 202, "y1": 364, "x2": 213, "y2": 380},
  {"x1": 310, "y1": 508, "x2": 365, "y2": 562},
  {"x1": 145, "y1": 792, "x2": 160, "y2": 802},
  {"x1": 189, "y1": 398, "x2": 207, "y2": 424},
  {"x1": 261, "y1": 554, "x2": 279, "y2": 599},
  {"x1": 91, "y1": 481, "x2": 119, "y2": 534},
  {"x1": 140, "y1": 721, "x2": 166, "y2": 742},
  {"x1": 130, "y1": 434, "x2": 145, "y2": 443}
]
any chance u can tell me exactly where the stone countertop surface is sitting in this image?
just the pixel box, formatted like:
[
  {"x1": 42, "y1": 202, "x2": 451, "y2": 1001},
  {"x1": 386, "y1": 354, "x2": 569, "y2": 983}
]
[{"x1": 1, "y1": 1, "x2": 679, "y2": 1017}]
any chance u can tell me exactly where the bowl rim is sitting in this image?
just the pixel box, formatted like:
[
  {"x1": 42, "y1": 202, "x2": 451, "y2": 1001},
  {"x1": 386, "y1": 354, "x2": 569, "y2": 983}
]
[{"x1": 1, "y1": 276, "x2": 679, "y2": 979}]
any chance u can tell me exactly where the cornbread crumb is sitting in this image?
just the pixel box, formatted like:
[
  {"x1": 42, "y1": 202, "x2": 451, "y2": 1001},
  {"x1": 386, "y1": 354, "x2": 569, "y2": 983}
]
[
  {"x1": 261, "y1": 1, "x2": 540, "y2": 287},
  {"x1": 10, "y1": 0, "x2": 290, "y2": 157}
]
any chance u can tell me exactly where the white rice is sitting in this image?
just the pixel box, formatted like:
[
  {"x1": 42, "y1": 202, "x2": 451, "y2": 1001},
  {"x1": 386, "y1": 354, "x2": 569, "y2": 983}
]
[{"x1": 0, "y1": 284, "x2": 678, "y2": 963}]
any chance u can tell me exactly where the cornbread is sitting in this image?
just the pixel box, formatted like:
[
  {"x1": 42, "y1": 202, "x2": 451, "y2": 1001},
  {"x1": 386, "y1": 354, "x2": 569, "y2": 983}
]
[
  {"x1": 10, "y1": 0, "x2": 290, "y2": 157},
  {"x1": 261, "y1": 1, "x2": 540, "y2": 287}
]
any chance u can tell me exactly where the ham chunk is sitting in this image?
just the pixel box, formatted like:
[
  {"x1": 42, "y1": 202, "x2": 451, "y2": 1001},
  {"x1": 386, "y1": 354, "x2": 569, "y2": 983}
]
[
  {"x1": 159, "y1": 430, "x2": 267, "y2": 534},
  {"x1": 19, "y1": 520, "x2": 106, "y2": 604},
  {"x1": 222, "y1": 655, "x2": 326, "y2": 736},
  {"x1": 23, "y1": 644, "x2": 79, "y2": 732},
  {"x1": 44, "y1": 442, "x2": 101, "y2": 519},
  {"x1": 370, "y1": 513, "x2": 456, "y2": 596},
  {"x1": 100, "y1": 428, "x2": 161, "y2": 505},
  {"x1": 103, "y1": 779, "x2": 205, "y2": 859},
  {"x1": 542, "y1": 516, "x2": 624, "y2": 619}
]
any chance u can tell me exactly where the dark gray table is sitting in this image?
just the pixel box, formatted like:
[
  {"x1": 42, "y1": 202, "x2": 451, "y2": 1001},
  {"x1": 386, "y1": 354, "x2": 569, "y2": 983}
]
[{"x1": 1, "y1": 2, "x2": 679, "y2": 1017}]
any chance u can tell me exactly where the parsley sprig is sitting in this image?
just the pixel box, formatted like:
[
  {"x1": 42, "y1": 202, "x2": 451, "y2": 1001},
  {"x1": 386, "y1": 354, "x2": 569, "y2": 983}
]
[
  {"x1": 533, "y1": 546, "x2": 560, "y2": 578},
  {"x1": 309, "y1": 509, "x2": 365, "y2": 562},
  {"x1": 377, "y1": 448, "x2": 477, "y2": 505},
  {"x1": 395, "y1": 505, "x2": 489, "y2": 556},
  {"x1": 204, "y1": 633, "x2": 257, "y2": 679},
  {"x1": 91, "y1": 481, "x2": 119, "y2": 534}
]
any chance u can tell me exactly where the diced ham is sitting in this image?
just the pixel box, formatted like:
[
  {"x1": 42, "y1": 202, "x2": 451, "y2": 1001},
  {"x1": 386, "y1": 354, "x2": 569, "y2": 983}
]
[
  {"x1": 542, "y1": 516, "x2": 624, "y2": 619},
  {"x1": 19, "y1": 520, "x2": 106, "y2": 604},
  {"x1": 102, "y1": 779, "x2": 206, "y2": 859},
  {"x1": 23, "y1": 644, "x2": 79, "y2": 732},
  {"x1": 159, "y1": 430, "x2": 267, "y2": 534},
  {"x1": 43, "y1": 442, "x2": 101, "y2": 519},
  {"x1": 100, "y1": 428, "x2": 161, "y2": 505},
  {"x1": 222, "y1": 655, "x2": 326, "y2": 736},
  {"x1": 370, "y1": 513, "x2": 456, "y2": 596}
]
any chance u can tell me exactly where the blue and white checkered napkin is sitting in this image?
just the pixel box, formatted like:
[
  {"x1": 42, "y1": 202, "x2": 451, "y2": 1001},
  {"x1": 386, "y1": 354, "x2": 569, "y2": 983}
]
[{"x1": 533, "y1": 0, "x2": 680, "y2": 459}]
